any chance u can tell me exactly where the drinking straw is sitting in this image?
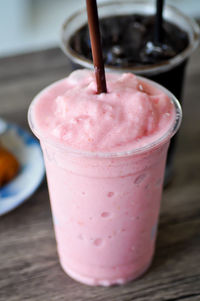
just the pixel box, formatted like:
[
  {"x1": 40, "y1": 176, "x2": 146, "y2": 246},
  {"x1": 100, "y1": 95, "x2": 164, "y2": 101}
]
[
  {"x1": 86, "y1": 0, "x2": 107, "y2": 94},
  {"x1": 154, "y1": 0, "x2": 164, "y2": 44}
]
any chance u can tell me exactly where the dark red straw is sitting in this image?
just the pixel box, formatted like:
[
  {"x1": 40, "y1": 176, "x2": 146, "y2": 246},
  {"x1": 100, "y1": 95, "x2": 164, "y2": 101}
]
[
  {"x1": 154, "y1": 0, "x2": 164, "y2": 45},
  {"x1": 86, "y1": 0, "x2": 107, "y2": 94}
]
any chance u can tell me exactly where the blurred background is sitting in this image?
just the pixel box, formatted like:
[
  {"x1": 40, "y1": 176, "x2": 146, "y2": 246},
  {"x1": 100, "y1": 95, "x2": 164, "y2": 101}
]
[{"x1": 0, "y1": 0, "x2": 200, "y2": 58}]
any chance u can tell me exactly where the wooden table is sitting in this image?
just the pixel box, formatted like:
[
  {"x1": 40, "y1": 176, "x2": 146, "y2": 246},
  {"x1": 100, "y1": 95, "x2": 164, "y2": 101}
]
[{"x1": 0, "y1": 48, "x2": 200, "y2": 301}]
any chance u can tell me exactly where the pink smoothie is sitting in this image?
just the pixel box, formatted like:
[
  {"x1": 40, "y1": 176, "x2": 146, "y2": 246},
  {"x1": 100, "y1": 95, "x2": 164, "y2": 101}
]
[
  {"x1": 32, "y1": 70, "x2": 175, "y2": 152},
  {"x1": 29, "y1": 70, "x2": 180, "y2": 286}
]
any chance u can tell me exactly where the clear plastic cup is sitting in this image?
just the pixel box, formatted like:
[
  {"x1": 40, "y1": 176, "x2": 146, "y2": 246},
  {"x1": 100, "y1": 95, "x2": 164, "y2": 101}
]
[
  {"x1": 60, "y1": 0, "x2": 199, "y2": 184},
  {"x1": 28, "y1": 76, "x2": 182, "y2": 286}
]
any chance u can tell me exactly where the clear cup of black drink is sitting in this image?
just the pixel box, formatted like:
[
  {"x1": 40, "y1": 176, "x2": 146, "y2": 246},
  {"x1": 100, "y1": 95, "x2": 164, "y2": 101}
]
[{"x1": 60, "y1": 0, "x2": 200, "y2": 185}]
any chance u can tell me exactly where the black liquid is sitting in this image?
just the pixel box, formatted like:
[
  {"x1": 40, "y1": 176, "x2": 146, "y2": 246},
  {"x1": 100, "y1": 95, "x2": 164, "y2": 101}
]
[
  {"x1": 68, "y1": 15, "x2": 190, "y2": 183},
  {"x1": 69, "y1": 15, "x2": 189, "y2": 68}
]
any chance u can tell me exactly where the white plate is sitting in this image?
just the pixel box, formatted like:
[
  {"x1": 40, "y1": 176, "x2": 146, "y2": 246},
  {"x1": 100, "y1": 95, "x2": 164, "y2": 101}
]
[{"x1": 0, "y1": 121, "x2": 45, "y2": 216}]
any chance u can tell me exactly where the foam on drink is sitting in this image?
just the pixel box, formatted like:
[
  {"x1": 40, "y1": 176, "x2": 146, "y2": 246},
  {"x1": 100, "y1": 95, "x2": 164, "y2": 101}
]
[{"x1": 32, "y1": 70, "x2": 175, "y2": 153}]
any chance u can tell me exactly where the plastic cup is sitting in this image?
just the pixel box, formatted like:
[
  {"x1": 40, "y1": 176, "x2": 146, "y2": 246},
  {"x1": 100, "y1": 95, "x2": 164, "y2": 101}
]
[
  {"x1": 28, "y1": 76, "x2": 182, "y2": 286},
  {"x1": 60, "y1": 0, "x2": 199, "y2": 184}
]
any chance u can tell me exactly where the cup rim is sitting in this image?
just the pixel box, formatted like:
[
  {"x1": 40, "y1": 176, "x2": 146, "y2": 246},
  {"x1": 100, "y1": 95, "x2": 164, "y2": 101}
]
[
  {"x1": 60, "y1": 0, "x2": 200, "y2": 76},
  {"x1": 28, "y1": 74, "x2": 182, "y2": 158}
]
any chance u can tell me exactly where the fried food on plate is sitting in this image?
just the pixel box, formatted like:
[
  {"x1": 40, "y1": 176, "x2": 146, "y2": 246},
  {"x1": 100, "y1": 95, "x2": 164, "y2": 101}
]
[{"x1": 0, "y1": 145, "x2": 19, "y2": 188}]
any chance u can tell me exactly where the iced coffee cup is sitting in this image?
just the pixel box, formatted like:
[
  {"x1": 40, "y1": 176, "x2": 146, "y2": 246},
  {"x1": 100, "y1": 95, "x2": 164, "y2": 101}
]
[
  {"x1": 60, "y1": 0, "x2": 199, "y2": 183},
  {"x1": 28, "y1": 70, "x2": 182, "y2": 286}
]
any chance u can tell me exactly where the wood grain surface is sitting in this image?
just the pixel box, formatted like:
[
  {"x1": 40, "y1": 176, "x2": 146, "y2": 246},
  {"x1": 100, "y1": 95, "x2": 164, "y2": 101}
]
[{"x1": 0, "y1": 47, "x2": 200, "y2": 301}]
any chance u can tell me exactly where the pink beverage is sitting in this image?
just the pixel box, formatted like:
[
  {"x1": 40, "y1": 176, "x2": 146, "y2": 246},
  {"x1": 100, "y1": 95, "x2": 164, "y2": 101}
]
[{"x1": 28, "y1": 70, "x2": 181, "y2": 286}]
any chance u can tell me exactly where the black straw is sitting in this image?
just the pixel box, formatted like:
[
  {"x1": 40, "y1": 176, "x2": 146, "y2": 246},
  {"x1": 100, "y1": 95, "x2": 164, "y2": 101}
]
[{"x1": 154, "y1": 0, "x2": 164, "y2": 45}]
